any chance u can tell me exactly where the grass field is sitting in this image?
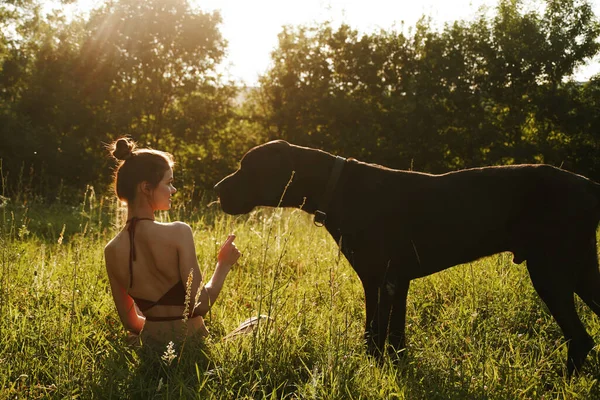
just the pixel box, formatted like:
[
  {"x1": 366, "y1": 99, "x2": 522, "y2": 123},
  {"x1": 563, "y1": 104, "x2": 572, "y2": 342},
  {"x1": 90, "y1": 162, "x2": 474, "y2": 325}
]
[{"x1": 2, "y1": 191, "x2": 600, "y2": 399}]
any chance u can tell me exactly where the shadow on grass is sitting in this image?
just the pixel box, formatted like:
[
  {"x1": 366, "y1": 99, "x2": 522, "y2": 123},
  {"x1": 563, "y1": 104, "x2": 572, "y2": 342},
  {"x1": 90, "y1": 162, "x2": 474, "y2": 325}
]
[
  {"x1": 392, "y1": 346, "x2": 600, "y2": 400},
  {"x1": 399, "y1": 358, "x2": 493, "y2": 400},
  {"x1": 89, "y1": 336, "x2": 214, "y2": 398}
]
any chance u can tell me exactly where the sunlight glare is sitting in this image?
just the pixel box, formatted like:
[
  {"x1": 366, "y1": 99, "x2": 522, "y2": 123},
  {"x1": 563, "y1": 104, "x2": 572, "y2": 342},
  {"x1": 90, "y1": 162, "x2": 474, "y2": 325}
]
[{"x1": 49, "y1": 0, "x2": 600, "y2": 85}]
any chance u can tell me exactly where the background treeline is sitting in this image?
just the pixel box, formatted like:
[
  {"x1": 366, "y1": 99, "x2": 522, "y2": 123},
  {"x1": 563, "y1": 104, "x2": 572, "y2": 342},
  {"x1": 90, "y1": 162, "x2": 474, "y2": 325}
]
[{"x1": 1, "y1": 0, "x2": 599, "y2": 204}]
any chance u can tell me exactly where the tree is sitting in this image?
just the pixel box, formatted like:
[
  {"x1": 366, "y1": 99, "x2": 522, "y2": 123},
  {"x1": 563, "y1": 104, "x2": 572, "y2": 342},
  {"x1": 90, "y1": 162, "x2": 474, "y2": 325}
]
[
  {"x1": 1, "y1": 0, "x2": 252, "y2": 201},
  {"x1": 256, "y1": 0, "x2": 600, "y2": 176}
]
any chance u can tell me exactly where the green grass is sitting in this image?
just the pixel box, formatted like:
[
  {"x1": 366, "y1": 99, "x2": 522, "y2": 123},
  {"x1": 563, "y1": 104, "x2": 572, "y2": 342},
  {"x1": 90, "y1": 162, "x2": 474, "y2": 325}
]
[{"x1": 1, "y1": 194, "x2": 600, "y2": 399}]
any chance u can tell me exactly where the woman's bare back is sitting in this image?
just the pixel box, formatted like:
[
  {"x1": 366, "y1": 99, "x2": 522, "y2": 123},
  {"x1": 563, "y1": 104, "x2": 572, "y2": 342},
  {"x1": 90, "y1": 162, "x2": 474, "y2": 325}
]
[{"x1": 105, "y1": 220, "x2": 208, "y2": 343}]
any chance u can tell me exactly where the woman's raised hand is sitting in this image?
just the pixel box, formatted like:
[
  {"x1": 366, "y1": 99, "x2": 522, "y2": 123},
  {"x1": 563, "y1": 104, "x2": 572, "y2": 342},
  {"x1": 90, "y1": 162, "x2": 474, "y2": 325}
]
[{"x1": 218, "y1": 234, "x2": 241, "y2": 266}]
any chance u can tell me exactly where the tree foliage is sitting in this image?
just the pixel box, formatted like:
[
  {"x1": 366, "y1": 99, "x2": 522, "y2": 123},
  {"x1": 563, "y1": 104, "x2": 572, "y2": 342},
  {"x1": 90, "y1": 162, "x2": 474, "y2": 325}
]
[
  {"x1": 257, "y1": 0, "x2": 600, "y2": 177},
  {"x1": 0, "y1": 0, "x2": 599, "y2": 204},
  {"x1": 0, "y1": 0, "x2": 263, "y2": 203}
]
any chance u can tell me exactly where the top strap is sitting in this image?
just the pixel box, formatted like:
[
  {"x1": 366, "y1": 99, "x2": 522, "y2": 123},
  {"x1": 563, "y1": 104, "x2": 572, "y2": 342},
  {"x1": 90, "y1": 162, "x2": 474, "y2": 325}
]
[{"x1": 126, "y1": 217, "x2": 154, "y2": 289}]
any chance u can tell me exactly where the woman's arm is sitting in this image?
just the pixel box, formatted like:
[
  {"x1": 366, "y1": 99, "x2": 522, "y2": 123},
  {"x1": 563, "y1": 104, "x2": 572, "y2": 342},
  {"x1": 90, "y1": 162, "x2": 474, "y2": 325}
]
[
  {"x1": 105, "y1": 247, "x2": 146, "y2": 335},
  {"x1": 175, "y1": 223, "x2": 240, "y2": 317},
  {"x1": 197, "y1": 234, "x2": 240, "y2": 315}
]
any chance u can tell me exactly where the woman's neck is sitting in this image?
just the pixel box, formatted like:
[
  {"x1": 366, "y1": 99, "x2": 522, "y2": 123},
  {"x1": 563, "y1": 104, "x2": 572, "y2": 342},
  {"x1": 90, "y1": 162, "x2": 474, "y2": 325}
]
[{"x1": 126, "y1": 203, "x2": 155, "y2": 221}]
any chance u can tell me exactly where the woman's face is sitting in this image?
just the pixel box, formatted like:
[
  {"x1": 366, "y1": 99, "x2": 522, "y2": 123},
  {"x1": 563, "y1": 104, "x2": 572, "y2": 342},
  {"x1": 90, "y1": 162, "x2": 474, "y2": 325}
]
[{"x1": 152, "y1": 167, "x2": 177, "y2": 210}]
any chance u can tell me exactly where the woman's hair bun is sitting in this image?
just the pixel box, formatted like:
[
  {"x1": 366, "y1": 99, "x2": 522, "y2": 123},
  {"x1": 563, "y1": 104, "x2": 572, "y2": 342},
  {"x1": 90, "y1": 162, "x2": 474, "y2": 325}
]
[{"x1": 112, "y1": 138, "x2": 136, "y2": 161}]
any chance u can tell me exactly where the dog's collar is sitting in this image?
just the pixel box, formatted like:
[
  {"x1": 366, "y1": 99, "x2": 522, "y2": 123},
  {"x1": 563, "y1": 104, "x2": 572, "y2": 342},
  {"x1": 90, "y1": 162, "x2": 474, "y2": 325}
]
[{"x1": 314, "y1": 156, "x2": 346, "y2": 227}]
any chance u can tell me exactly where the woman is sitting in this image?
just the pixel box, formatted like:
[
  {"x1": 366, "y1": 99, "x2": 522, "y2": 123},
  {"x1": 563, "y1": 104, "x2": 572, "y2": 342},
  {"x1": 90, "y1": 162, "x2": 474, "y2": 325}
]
[{"x1": 104, "y1": 137, "x2": 240, "y2": 347}]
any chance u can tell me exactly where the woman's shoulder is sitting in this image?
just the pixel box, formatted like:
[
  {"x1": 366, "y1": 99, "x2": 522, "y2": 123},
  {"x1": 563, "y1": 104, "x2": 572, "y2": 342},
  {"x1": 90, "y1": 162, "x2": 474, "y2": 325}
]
[
  {"x1": 104, "y1": 232, "x2": 126, "y2": 266},
  {"x1": 153, "y1": 221, "x2": 195, "y2": 250},
  {"x1": 156, "y1": 220, "x2": 191, "y2": 230},
  {"x1": 104, "y1": 232, "x2": 123, "y2": 254},
  {"x1": 154, "y1": 221, "x2": 194, "y2": 238}
]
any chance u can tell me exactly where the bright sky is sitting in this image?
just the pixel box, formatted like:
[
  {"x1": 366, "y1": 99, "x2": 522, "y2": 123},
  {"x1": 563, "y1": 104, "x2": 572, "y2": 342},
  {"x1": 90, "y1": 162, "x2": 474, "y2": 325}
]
[
  {"x1": 196, "y1": 0, "x2": 600, "y2": 85},
  {"x1": 65, "y1": 0, "x2": 600, "y2": 85}
]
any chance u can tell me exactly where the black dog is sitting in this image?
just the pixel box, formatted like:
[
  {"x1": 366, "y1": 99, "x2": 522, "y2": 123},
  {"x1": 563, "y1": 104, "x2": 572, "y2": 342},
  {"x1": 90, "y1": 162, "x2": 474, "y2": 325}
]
[{"x1": 214, "y1": 140, "x2": 600, "y2": 375}]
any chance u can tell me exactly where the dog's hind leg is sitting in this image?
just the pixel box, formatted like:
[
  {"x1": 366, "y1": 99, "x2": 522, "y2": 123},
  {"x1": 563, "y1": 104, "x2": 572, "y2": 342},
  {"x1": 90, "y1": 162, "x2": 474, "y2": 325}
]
[{"x1": 527, "y1": 253, "x2": 594, "y2": 376}]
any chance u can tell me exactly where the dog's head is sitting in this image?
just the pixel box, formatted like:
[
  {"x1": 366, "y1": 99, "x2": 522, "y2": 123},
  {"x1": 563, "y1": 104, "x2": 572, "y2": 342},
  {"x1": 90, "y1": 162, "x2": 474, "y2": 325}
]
[{"x1": 214, "y1": 140, "x2": 299, "y2": 215}]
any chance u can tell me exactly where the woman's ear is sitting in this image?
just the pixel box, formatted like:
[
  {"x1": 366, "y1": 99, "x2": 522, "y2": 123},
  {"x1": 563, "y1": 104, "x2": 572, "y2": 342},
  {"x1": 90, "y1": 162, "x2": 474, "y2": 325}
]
[{"x1": 140, "y1": 181, "x2": 153, "y2": 196}]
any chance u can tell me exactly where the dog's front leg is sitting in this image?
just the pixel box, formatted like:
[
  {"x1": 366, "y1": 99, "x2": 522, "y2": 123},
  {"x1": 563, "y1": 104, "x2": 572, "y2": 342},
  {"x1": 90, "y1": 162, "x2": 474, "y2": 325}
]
[
  {"x1": 387, "y1": 278, "x2": 410, "y2": 357},
  {"x1": 363, "y1": 275, "x2": 409, "y2": 360},
  {"x1": 363, "y1": 278, "x2": 387, "y2": 358}
]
